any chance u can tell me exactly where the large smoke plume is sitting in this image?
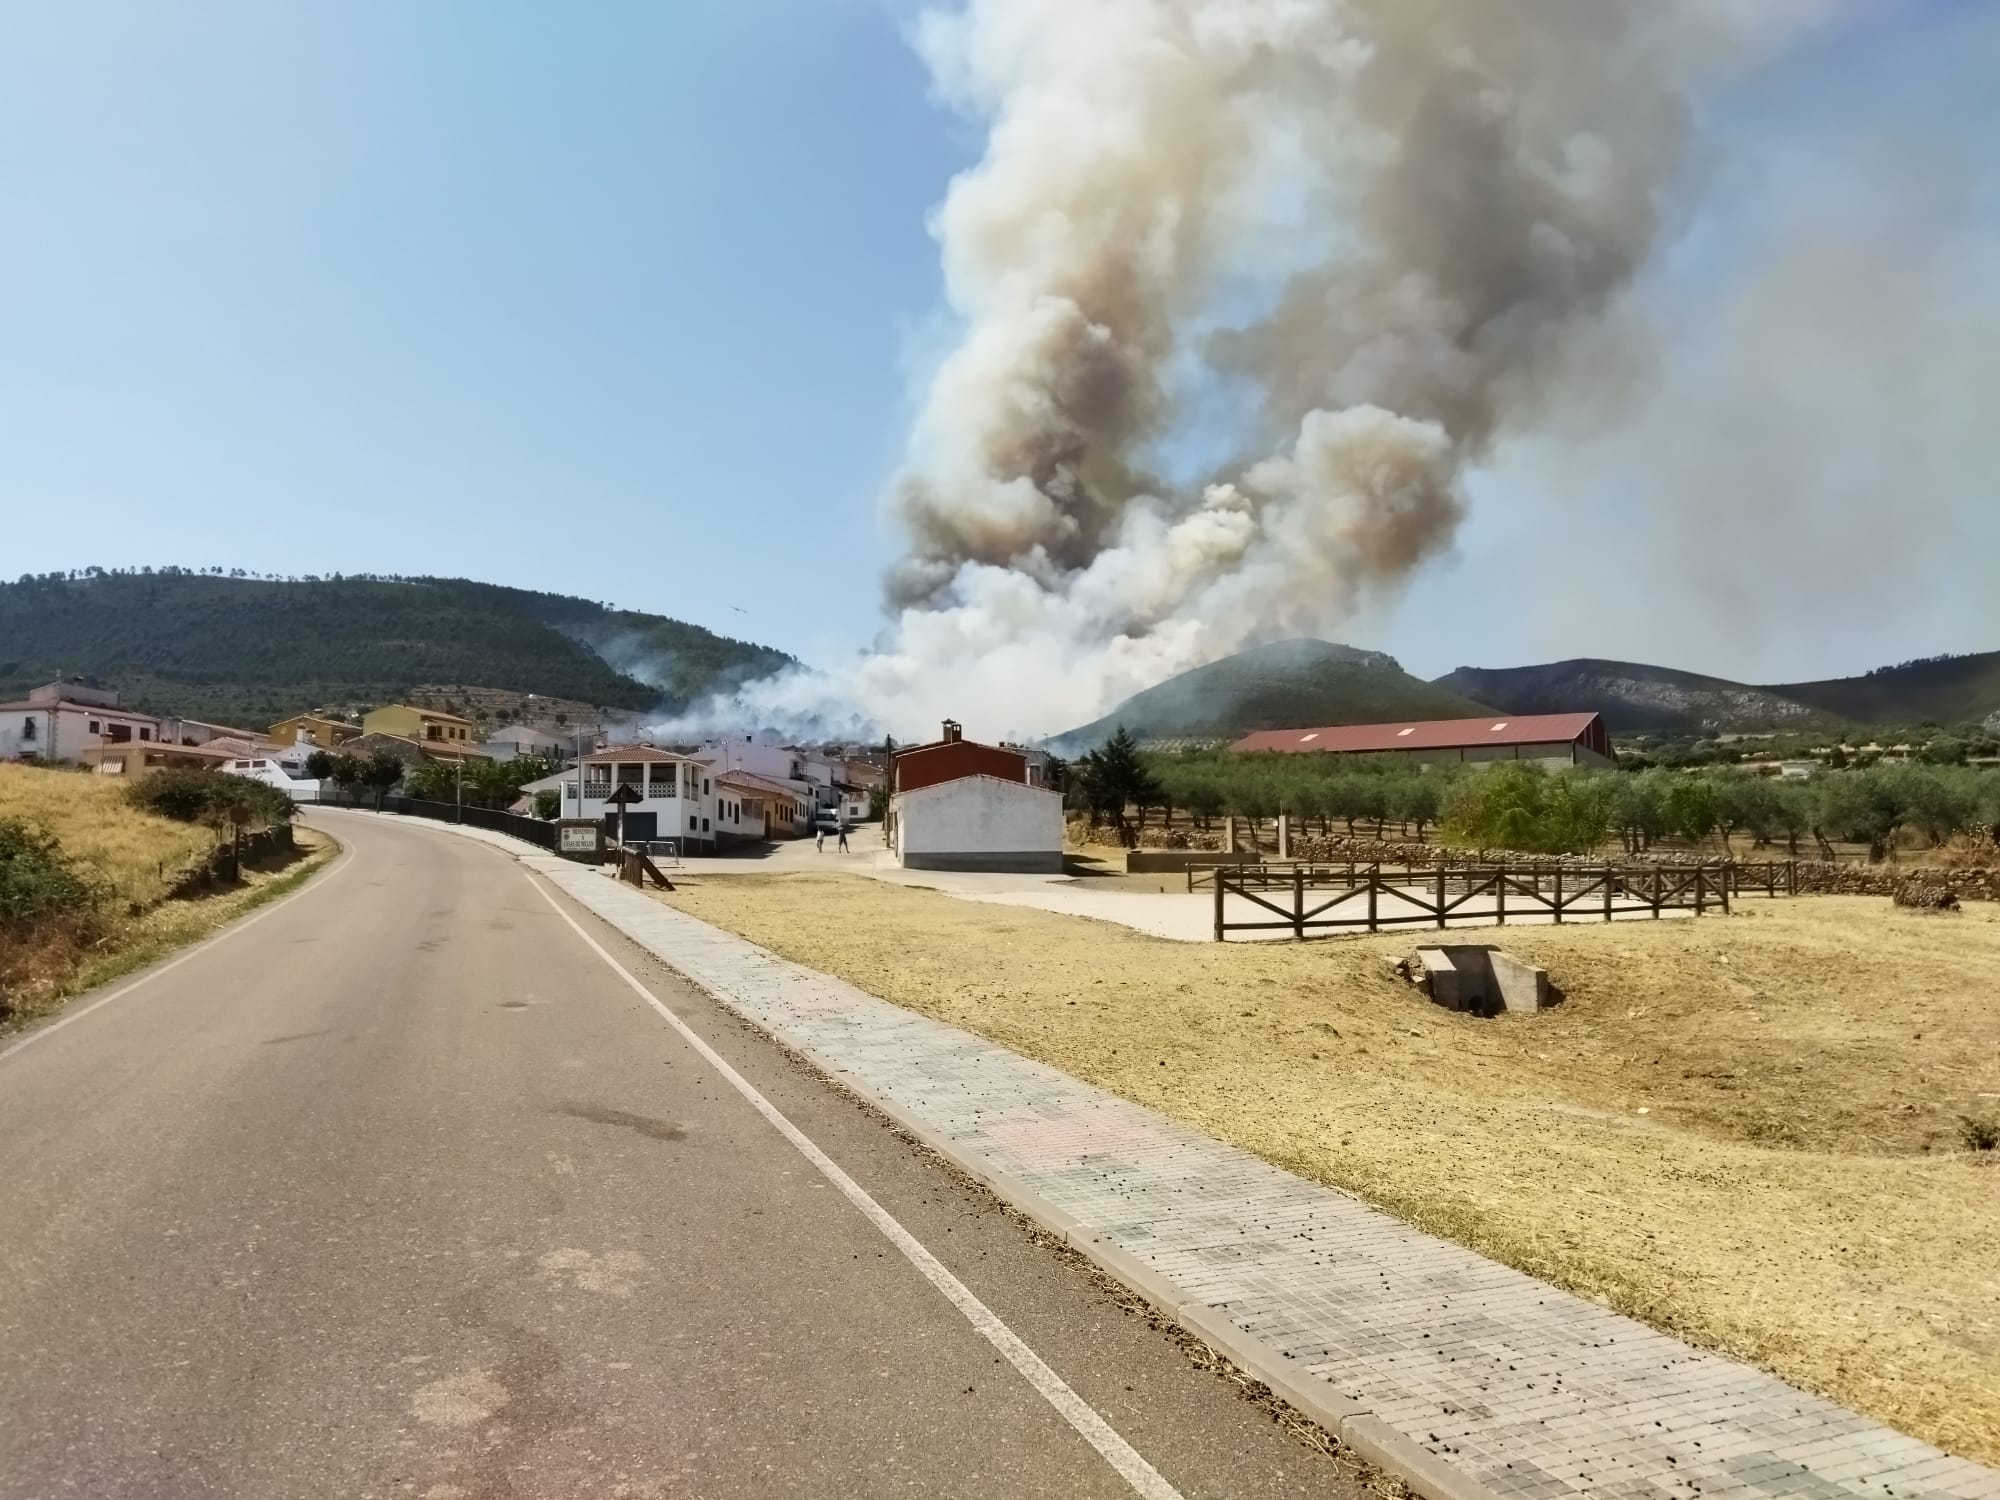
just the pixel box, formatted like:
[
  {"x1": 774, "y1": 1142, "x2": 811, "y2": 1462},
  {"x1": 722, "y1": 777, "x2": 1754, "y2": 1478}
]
[{"x1": 677, "y1": 0, "x2": 1841, "y2": 743}]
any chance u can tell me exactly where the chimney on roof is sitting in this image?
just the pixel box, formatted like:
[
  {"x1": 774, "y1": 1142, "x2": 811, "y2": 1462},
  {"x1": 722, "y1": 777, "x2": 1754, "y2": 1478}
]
[{"x1": 942, "y1": 719, "x2": 962, "y2": 744}]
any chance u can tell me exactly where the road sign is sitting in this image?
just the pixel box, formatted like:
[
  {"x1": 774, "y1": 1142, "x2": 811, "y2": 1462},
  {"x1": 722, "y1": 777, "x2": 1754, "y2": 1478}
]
[{"x1": 606, "y1": 783, "x2": 644, "y2": 807}]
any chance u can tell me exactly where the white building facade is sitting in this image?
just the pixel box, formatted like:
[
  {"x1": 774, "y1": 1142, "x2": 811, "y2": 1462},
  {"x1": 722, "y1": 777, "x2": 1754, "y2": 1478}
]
[
  {"x1": 568, "y1": 747, "x2": 718, "y2": 852},
  {"x1": 889, "y1": 774, "x2": 1064, "y2": 873},
  {"x1": 0, "y1": 681, "x2": 163, "y2": 764}
]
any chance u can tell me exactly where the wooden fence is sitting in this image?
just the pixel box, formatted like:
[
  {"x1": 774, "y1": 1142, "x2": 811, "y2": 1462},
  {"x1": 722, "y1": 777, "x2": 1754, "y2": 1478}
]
[
  {"x1": 1211, "y1": 860, "x2": 1744, "y2": 941},
  {"x1": 1191, "y1": 858, "x2": 1800, "y2": 898}
]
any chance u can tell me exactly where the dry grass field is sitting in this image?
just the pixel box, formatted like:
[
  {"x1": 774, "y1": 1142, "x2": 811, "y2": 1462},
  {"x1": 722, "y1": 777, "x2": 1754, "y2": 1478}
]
[
  {"x1": 659, "y1": 872, "x2": 2000, "y2": 1463},
  {"x1": 0, "y1": 764, "x2": 334, "y2": 1024},
  {"x1": 0, "y1": 763, "x2": 212, "y2": 908}
]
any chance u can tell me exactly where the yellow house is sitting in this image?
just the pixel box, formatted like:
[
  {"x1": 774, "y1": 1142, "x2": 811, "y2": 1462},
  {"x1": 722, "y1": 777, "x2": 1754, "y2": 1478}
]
[
  {"x1": 269, "y1": 714, "x2": 361, "y2": 750},
  {"x1": 361, "y1": 704, "x2": 477, "y2": 746}
]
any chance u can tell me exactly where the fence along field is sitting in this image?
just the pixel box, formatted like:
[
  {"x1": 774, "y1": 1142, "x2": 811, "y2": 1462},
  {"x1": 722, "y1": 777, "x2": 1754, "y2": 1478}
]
[{"x1": 1207, "y1": 858, "x2": 1764, "y2": 940}]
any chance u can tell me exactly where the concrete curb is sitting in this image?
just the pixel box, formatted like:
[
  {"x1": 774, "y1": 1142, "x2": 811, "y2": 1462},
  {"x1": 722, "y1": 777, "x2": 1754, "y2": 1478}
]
[{"x1": 327, "y1": 811, "x2": 1508, "y2": 1500}]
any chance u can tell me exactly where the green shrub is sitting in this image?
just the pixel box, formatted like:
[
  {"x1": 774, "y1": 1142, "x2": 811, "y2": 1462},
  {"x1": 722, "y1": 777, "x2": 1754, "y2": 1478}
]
[
  {"x1": 0, "y1": 817, "x2": 100, "y2": 932},
  {"x1": 1959, "y1": 1115, "x2": 2000, "y2": 1152},
  {"x1": 125, "y1": 768, "x2": 295, "y2": 829}
]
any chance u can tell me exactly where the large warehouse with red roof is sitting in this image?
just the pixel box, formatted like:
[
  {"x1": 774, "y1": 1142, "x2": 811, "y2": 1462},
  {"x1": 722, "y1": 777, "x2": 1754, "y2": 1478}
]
[{"x1": 1230, "y1": 712, "x2": 1614, "y2": 770}]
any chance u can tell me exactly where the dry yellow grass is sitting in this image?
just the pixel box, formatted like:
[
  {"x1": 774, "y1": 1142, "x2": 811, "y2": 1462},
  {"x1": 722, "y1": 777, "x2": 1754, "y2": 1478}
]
[
  {"x1": 658, "y1": 873, "x2": 2000, "y2": 1463},
  {"x1": 0, "y1": 764, "x2": 332, "y2": 1024},
  {"x1": 0, "y1": 762, "x2": 212, "y2": 908}
]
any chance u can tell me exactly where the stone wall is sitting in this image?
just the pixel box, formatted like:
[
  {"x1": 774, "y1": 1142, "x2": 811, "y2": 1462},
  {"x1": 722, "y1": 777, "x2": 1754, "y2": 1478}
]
[
  {"x1": 1789, "y1": 862, "x2": 2000, "y2": 903},
  {"x1": 167, "y1": 824, "x2": 298, "y2": 898}
]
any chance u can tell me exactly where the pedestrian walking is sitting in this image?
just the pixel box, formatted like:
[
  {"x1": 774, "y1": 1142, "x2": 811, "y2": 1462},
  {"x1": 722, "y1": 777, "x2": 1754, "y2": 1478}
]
[
  {"x1": 837, "y1": 821, "x2": 850, "y2": 852},
  {"x1": 816, "y1": 825, "x2": 825, "y2": 852}
]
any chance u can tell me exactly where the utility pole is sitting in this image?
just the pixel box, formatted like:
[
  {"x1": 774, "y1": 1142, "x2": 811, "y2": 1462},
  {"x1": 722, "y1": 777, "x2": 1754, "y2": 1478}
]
[{"x1": 455, "y1": 756, "x2": 463, "y2": 822}]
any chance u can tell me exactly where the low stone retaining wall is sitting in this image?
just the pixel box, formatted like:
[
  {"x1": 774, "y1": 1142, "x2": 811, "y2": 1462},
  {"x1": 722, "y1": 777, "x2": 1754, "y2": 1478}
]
[
  {"x1": 167, "y1": 823, "x2": 298, "y2": 898},
  {"x1": 1791, "y1": 862, "x2": 2000, "y2": 902}
]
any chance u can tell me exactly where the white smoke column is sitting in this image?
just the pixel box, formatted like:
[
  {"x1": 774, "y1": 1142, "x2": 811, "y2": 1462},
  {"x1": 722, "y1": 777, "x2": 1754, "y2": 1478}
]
[{"x1": 672, "y1": 0, "x2": 1840, "y2": 744}]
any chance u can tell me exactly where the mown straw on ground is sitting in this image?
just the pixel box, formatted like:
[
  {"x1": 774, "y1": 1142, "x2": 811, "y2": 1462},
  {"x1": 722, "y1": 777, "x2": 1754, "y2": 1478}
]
[{"x1": 658, "y1": 873, "x2": 2000, "y2": 1463}]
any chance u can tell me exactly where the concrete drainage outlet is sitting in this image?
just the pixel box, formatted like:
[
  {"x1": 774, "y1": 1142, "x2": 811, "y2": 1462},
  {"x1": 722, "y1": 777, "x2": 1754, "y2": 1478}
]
[{"x1": 1413, "y1": 945, "x2": 1550, "y2": 1016}]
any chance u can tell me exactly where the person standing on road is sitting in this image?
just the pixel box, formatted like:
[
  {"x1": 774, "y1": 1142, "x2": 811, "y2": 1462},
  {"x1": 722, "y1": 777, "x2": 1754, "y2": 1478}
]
[
  {"x1": 816, "y1": 824, "x2": 825, "y2": 852},
  {"x1": 837, "y1": 820, "x2": 850, "y2": 853}
]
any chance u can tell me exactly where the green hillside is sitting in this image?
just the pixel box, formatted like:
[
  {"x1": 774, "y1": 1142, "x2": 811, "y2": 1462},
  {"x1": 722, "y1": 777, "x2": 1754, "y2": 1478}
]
[
  {"x1": 1769, "y1": 652, "x2": 2000, "y2": 729},
  {"x1": 1054, "y1": 639, "x2": 1495, "y2": 751},
  {"x1": 1432, "y1": 659, "x2": 1830, "y2": 735},
  {"x1": 0, "y1": 570, "x2": 795, "y2": 726},
  {"x1": 1435, "y1": 650, "x2": 2000, "y2": 735}
]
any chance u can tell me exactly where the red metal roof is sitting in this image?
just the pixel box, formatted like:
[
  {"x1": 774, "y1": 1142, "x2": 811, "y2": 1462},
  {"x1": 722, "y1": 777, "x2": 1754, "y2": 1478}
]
[
  {"x1": 892, "y1": 738, "x2": 1028, "y2": 794},
  {"x1": 1231, "y1": 712, "x2": 1609, "y2": 756}
]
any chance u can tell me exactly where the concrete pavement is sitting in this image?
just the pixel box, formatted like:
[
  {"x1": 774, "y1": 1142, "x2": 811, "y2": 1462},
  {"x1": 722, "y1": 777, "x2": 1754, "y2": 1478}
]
[{"x1": 0, "y1": 810, "x2": 1377, "y2": 1499}]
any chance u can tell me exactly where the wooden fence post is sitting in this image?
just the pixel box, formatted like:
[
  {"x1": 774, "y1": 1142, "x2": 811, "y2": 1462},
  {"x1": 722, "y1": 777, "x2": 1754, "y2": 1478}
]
[
  {"x1": 1214, "y1": 874, "x2": 1226, "y2": 943},
  {"x1": 1436, "y1": 865, "x2": 1447, "y2": 930},
  {"x1": 1652, "y1": 868, "x2": 1662, "y2": 919},
  {"x1": 1604, "y1": 862, "x2": 1614, "y2": 923},
  {"x1": 1367, "y1": 871, "x2": 1379, "y2": 933},
  {"x1": 1495, "y1": 861, "x2": 1506, "y2": 926},
  {"x1": 1553, "y1": 864, "x2": 1564, "y2": 924},
  {"x1": 1788, "y1": 861, "x2": 1797, "y2": 897},
  {"x1": 1695, "y1": 868, "x2": 1707, "y2": 915},
  {"x1": 1720, "y1": 865, "x2": 1731, "y2": 915},
  {"x1": 1293, "y1": 865, "x2": 1305, "y2": 941}
]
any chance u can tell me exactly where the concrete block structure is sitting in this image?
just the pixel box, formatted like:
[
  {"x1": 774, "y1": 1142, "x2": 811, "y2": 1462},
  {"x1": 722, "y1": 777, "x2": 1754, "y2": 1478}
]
[
  {"x1": 1417, "y1": 945, "x2": 1550, "y2": 1015},
  {"x1": 887, "y1": 721, "x2": 1063, "y2": 873}
]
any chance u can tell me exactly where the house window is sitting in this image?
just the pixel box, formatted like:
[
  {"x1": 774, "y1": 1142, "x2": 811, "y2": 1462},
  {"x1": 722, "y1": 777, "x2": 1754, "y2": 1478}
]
[
  {"x1": 688, "y1": 815, "x2": 697, "y2": 831},
  {"x1": 702, "y1": 818, "x2": 710, "y2": 832},
  {"x1": 20, "y1": 717, "x2": 34, "y2": 742},
  {"x1": 89, "y1": 719, "x2": 101, "y2": 734}
]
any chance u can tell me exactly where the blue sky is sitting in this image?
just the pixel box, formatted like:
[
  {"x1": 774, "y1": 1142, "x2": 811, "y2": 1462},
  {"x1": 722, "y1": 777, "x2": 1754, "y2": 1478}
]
[{"x1": 3, "y1": 1, "x2": 1993, "y2": 687}]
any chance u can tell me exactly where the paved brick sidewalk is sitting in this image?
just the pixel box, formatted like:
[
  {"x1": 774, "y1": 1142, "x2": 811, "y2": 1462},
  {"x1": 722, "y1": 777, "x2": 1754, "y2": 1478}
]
[{"x1": 316, "y1": 819, "x2": 1997, "y2": 1500}]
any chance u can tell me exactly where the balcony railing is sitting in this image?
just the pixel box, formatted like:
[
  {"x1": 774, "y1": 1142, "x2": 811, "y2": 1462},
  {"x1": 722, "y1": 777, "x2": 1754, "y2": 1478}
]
[{"x1": 579, "y1": 780, "x2": 679, "y2": 802}]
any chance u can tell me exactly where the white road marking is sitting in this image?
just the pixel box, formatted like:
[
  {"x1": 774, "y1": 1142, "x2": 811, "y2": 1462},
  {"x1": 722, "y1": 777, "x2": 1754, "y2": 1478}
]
[
  {"x1": 0, "y1": 841, "x2": 354, "y2": 1068},
  {"x1": 525, "y1": 874, "x2": 1188, "y2": 1500}
]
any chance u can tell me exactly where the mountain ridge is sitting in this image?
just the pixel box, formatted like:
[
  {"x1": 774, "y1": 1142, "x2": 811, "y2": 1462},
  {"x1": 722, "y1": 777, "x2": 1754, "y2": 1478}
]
[
  {"x1": 1053, "y1": 638, "x2": 1496, "y2": 751},
  {"x1": 1434, "y1": 650, "x2": 2000, "y2": 735},
  {"x1": 0, "y1": 570, "x2": 795, "y2": 726}
]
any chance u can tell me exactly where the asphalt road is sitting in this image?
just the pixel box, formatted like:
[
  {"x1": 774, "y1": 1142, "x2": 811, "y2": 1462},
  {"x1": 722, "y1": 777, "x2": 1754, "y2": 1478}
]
[{"x1": 0, "y1": 811, "x2": 1377, "y2": 1499}]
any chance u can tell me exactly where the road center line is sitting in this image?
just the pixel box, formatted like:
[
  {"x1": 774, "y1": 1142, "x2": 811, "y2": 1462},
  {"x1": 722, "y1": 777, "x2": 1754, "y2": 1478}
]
[
  {"x1": 0, "y1": 841, "x2": 354, "y2": 1068},
  {"x1": 525, "y1": 872, "x2": 1187, "y2": 1500}
]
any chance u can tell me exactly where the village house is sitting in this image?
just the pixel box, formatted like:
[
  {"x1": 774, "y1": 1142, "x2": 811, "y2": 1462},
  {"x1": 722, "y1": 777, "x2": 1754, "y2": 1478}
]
[
  {"x1": 269, "y1": 713, "x2": 361, "y2": 751},
  {"x1": 0, "y1": 679, "x2": 164, "y2": 764},
  {"x1": 713, "y1": 769, "x2": 819, "y2": 842},
  {"x1": 885, "y1": 720, "x2": 1064, "y2": 873},
  {"x1": 361, "y1": 703, "x2": 477, "y2": 747},
  {"x1": 82, "y1": 739, "x2": 241, "y2": 776},
  {"x1": 483, "y1": 723, "x2": 575, "y2": 763},
  {"x1": 698, "y1": 739, "x2": 820, "y2": 831},
  {"x1": 569, "y1": 746, "x2": 718, "y2": 852}
]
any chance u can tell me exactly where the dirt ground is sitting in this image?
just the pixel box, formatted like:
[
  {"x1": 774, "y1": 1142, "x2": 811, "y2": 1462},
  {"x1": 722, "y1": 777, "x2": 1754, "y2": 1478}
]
[{"x1": 657, "y1": 873, "x2": 2000, "y2": 1464}]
